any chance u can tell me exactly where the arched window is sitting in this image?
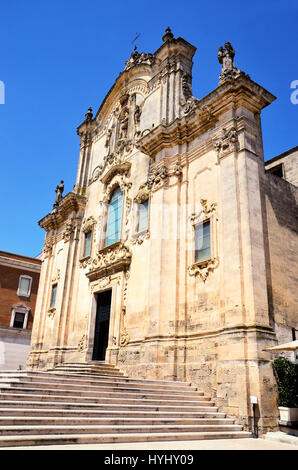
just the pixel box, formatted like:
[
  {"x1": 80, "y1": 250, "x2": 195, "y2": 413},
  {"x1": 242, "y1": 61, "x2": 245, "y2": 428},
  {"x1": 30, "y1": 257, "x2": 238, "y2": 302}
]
[{"x1": 104, "y1": 186, "x2": 123, "y2": 247}]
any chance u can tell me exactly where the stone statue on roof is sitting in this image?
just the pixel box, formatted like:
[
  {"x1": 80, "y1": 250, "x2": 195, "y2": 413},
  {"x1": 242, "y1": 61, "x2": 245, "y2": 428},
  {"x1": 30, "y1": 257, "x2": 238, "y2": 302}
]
[{"x1": 217, "y1": 42, "x2": 247, "y2": 84}]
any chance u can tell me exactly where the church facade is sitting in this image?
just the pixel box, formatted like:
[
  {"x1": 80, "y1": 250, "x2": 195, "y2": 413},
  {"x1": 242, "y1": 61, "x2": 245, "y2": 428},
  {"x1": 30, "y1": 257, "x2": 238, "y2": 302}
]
[{"x1": 27, "y1": 29, "x2": 298, "y2": 433}]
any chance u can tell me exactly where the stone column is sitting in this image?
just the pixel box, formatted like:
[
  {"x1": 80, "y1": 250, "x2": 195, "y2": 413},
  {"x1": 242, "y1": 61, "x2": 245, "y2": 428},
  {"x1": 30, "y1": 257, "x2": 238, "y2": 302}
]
[{"x1": 215, "y1": 120, "x2": 278, "y2": 432}]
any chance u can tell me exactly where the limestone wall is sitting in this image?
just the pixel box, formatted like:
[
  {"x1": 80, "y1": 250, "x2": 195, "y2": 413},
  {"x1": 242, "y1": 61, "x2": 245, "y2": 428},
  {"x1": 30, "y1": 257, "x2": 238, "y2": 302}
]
[
  {"x1": 265, "y1": 146, "x2": 298, "y2": 187},
  {"x1": 261, "y1": 171, "x2": 298, "y2": 358}
]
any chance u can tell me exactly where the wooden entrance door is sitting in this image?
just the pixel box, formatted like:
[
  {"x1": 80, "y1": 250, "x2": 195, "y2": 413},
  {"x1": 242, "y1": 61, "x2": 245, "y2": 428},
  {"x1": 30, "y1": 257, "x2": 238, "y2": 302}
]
[{"x1": 92, "y1": 289, "x2": 112, "y2": 361}]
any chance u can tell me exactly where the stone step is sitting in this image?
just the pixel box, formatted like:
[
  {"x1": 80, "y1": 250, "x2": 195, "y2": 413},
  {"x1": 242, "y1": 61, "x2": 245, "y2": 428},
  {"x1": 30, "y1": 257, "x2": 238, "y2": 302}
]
[
  {"x1": 0, "y1": 399, "x2": 218, "y2": 412},
  {"x1": 0, "y1": 385, "x2": 211, "y2": 402},
  {"x1": 0, "y1": 431, "x2": 252, "y2": 447},
  {"x1": 0, "y1": 392, "x2": 216, "y2": 407},
  {"x1": 0, "y1": 365, "x2": 250, "y2": 447},
  {"x1": 0, "y1": 381, "x2": 206, "y2": 398},
  {"x1": 48, "y1": 372, "x2": 192, "y2": 387},
  {"x1": 0, "y1": 371, "x2": 193, "y2": 388},
  {"x1": 52, "y1": 365, "x2": 121, "y2": 371},
  {"x1": 53, "y1": 362, "x2": 118, "y2": 369},
  {"x1": 0, "y1": 423, "x2": 244, "y2": 436},
  {"x1": 0, "y1": 375, "x2": 198, "y2": 392},
  {"x1": 51, "y1": 368, "x2": 125, "y2": 376},
  {"x1": 0, "y1": 408, "x2": 227, "y2": 419},
  {"x1": 1, "y1": 416, "x2": 235, "y2": 426}
]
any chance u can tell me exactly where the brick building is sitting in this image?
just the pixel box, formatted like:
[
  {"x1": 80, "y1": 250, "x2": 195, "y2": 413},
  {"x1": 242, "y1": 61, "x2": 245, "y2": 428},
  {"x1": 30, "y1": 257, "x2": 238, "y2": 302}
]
[{"x1": 0, "y1": 250, "x2": 41, "y2": 370}]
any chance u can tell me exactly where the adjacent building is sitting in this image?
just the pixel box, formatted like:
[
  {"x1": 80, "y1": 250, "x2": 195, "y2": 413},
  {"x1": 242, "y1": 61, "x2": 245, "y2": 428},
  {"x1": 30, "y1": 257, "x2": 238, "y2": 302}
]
[
  {"x1": 27, "y1": 29, "x2": 298, "y2": 434},
  {"x1": 0, "y1": 250, "x2": 41, "y2": 370}
]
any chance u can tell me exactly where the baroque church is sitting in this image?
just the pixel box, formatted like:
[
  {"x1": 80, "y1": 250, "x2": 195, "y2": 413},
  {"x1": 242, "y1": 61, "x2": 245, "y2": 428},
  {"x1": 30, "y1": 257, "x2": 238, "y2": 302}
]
[{"x1": 27, "y1": 28, "x2": 298, "y2": 433}]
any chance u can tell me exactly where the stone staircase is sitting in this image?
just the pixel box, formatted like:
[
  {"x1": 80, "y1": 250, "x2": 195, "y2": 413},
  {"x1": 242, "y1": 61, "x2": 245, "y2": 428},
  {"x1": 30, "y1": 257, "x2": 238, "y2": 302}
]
[{"x1": 0, "y1": 362, "x2": 251, "y2": 447}]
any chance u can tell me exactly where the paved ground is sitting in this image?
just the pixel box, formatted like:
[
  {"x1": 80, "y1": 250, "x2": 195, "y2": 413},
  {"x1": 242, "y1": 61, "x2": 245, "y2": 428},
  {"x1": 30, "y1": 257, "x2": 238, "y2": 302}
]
[{"x1": 1, "y1": 437, "x2": 297, "y2": 450}]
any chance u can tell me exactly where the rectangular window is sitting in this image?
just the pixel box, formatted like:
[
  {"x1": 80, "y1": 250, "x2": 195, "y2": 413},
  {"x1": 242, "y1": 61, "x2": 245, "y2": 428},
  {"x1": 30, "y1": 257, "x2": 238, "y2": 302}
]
[
  {"x1": 83, "y1": 231, "x2": 92, "y2": 257},
  {"x1": 17, "y1": 276, "x2": 32, "y2": 297},
  {"x1": 137, "y1": 200, "x2": 149, "y2": 232},
  {"x1": 195, "y1": 220, "x2": 211, "y2": 263},
  {"x1": 104, "y1": 188, "x2": 123, "y2": 247},
  {"x1": 13, "y1": 312, "x2": 25, "y2": 329},
  {"x1": 50, "y1": 284, "x2": 57, "y2": 308}
]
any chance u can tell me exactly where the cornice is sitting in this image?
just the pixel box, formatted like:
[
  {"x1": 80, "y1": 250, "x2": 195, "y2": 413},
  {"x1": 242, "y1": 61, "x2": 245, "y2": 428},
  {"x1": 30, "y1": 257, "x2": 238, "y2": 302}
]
[
  {"x1": 101, "y1": 162, "x2": 131, "y2": 186},
  {"x1": 135, "y1": 75, "x2": 276, "y2": 160},
  {"x1": 39, "y1": 192, "x2": 87, "y2": 232},
  {"x1": 0, "y1": 256, "x2": 41, "y2": 273},
  {"x1": 86, "y1": 242, "x2": 131, "y2": 282},
  {"x1": 135, "y1": 107, "x2": 216, "y2": 159}
]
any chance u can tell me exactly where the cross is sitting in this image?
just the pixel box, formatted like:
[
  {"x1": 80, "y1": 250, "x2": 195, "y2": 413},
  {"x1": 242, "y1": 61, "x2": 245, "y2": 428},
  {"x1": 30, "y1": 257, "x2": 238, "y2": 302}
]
[{"x1": 131, "y1": 32, "x2": 141, "y2": 48}]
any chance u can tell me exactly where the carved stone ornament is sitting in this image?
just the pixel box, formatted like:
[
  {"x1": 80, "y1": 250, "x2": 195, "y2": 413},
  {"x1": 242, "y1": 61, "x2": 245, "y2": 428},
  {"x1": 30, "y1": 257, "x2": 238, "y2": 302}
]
[
  {"x1": 120, "y1": 328, "x2": 130, "y2": 347},
  {"x1": 120, "y1": 280, "x2": 130, "y2": 347},
  {"x1": 62, "y1": 219, "x2": 76, "y2": 242},
  {"x1": 181, "y1": 72, "x2": 198, "y2": 114},
  {"x1": 131, "y1": 230, "x2": 150, "y2": 245},
  {"x1": 82, "y1": 216, "x2": 96, "y2": 233},
  {"x1": 115, "y1": 138, "x2": 133, "y2": 157},
  {"x1": 217, "y1": 42, "x2": 249, "y2": 84},
  {"x1": 134, "y1": 183, "x2": 150, "y2": 204},
  {"x1": 125, "y1": 48, "x2": 155, "y2": 71},
  {"x1": 213, "y1": 127, "x2": 239, "y2": 162},
  {"x1": 91, "y1": 244, "x2": 131, "y2": 270},
  {"x1": 148, "y1": 165, "x2": 168, "y2": 189},
  {"x1": 148, "y1": 160, "x2": 183, "y2": 190},
  {"x1": 79, "y1": 256, "x2": 93, "y2": 269},
  {"x1": 43, "y1": 237, "x2": 54, "y2": 257},
  {"x1": 47, "y1": 307, "x2": 56, "y2": 319},
  {"x1": 188, "y1": 257, "x2": 219, "y2": 282},
  {"x1": 105, "y1": 129, "x2": 112, "y2": 148},
  {"x1": 172, "y1": 161, "x2": 183, "y2": 177},
  {"x1": 200, "y1": 198, "x2": 217, "y2": 216},
  {"x1": 106, "y1": 152, "x2": 122, "y2": 167},
  {"x1": 90, "y1": 165, "x2": 104, "y2": 184},
  {"x1": 78, "y1": 334, "x2": 88, "y2": 352},
  {"x1": 86, "y1": 243, "x2": 132, "y2": 282},
  {"x1": 103, "y1": 175, "x2": 132, "y2": 204},
  {"x1": 190, "y1": 200, "x2": 217, "y2": 228},
  {"x1": 90, "y1": 276, "x2": 111, "y2": 293},
  {"x1": 51, "y1": 269, "x2": 60, "y2": 282},
  {"x1": 134, "y1": 105, "x2": 142, "y2": 125}
]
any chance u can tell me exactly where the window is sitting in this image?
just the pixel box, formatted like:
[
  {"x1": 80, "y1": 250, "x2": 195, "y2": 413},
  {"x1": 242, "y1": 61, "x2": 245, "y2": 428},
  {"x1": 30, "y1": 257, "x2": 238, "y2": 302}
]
[
  {"x1": 83, "y1": 231, "x2": 92, "y2": 257},
  {"x1": 17, "y1": 275, "x2": 32, "y2": 298},
  {"x1": 137, "y1": 199, "x2": 149, "y2": 232},
  {"x1": 50, "y1": 284, "x2": 58, "y2": 309},
  {"x1": 195, "y1": 220, "x2": 211, "y2": 263},
  {"x1": 13, "y1": 312, "x2": 26, "y2": 328},
  {"x1": 104, "y1": 187, "x2": 123, "y2": 247},
  {"x1": 10, "y1": 305, "x2": 30, "y2": 329}
]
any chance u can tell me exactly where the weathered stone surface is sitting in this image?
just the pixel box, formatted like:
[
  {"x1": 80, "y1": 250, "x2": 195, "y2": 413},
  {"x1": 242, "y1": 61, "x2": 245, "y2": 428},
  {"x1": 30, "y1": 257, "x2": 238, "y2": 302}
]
[{"x1": 28, "y1": 30, "x2": 297, "y2": 436}]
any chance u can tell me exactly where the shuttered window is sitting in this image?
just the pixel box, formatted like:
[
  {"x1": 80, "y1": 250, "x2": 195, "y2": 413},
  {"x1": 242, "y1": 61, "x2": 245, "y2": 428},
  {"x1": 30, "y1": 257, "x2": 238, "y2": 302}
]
[
  {"x1": 195, "y1": 220, "x2": 211, "y2": 263},
  {"x1": 50, "y1": 284, "x2": 58, "y2": 308},
  {"x1": 104, "y1": 187, "x2": 123, "y2": 247},
  {"x1": 17, "y1": 276, "x2": 32, "y2": 298},
  {"x1": 83, "y1": 231, "x2": 92, "y2": 257},
  {"x1": 137, "y1": 199, "x2": 149, "y2": 232}
]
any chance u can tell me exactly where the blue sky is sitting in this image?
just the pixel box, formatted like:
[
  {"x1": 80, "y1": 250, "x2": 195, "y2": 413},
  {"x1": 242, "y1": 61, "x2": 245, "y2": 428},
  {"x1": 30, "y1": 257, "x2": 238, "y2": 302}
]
[{"x1": 0, "y1": 0, "x2": 297, "y2": 257}]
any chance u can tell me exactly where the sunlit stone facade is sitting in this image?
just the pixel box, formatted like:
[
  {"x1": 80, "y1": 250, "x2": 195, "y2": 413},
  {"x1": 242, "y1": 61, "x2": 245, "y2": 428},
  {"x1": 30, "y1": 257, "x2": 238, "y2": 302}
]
[{"x1": 28, "y1": 29, "x2": 298, "y2": 433}]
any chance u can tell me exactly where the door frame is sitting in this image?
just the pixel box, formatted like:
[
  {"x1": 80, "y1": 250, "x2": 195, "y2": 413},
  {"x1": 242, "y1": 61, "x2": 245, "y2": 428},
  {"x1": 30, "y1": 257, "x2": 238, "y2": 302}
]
[{"x1": 91, "y1": 288, "x2": 112, "y2": 361}]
